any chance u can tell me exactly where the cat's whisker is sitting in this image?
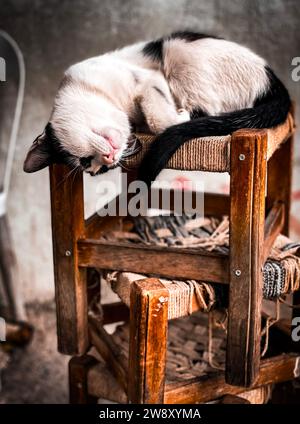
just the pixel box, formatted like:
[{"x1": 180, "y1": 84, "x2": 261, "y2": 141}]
[
  {"x1": 118, "y1": 160, "x2": 132, "y2": 172},
  {"x1": 71, "y1": 166, "x2": 81, "y2": 187},
  {"x1": 56, "y1": 164, "x2": 81, "y2": 189},
  {"x1": 120, "y1": 148, "x2": 141, "y2": 158}
]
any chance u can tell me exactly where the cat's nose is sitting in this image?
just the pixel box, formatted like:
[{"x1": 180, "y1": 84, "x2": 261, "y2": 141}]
[
  {"x1": 102, "y1": 147, "x2": 120, "y2": 164},
  {"x1": 102, "y1": 151, "x2": 115, "y2": 164}
]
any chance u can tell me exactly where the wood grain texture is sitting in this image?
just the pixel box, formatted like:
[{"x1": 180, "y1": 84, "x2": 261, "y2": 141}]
[
  {"x1": 78, "y1": 239, "x2": 228, "y2": 283},
  {"x1": 164, "y1": 354, "x2": 300, "y2": 404},
  {"x1": 263, "y1": 202, "x2": 285, "y2": 262},
  {"x1": 102, "y1": 302, "x2": 130, "y2": 325},
  {"x1": 128, "y1": 279, "x2": 168, "y2": 404},
  {"x1": 226, "y1": 129, "x2": 267, "y2": 387},
  {"x1": 49, "y1": 164, "x2": 88, "y2": 355},
  {"x1": 267, "y1": 130, "x2": 294, "y2": 236},
  {"x1": 88, "y1": 362, "x2": 128, "y2": 404},
  {"x1": 85, "y1": 213, "x2": 123, "y2": 239},
  {"x1": 220, "y1": 394, "x2": 250, "y2": 404},
  {"x1": 148, "y1": 190, "x2": 229, "y2": 216},
  {"x1": 85, "y1": 353, "x2": 300, "y2": 404},
  {"x1": 69, "y1": 355, "x2": 98, "y2": 404},
  {"x1": 88, "y1": 315, "x2": 128, "y2": 390}
]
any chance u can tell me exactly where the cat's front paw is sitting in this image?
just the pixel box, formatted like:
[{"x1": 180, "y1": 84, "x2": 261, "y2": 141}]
[{"x1": 177, "y1": 108, "x2": 190, "y2": 123}]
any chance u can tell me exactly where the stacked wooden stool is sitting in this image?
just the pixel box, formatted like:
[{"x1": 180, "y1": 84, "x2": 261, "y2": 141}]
[{"x1": 49, "y1": 109, "x2": 300, "y2": 404}]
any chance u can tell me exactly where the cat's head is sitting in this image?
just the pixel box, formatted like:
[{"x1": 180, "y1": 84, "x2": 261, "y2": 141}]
[{"x1": 24, "y1": 78, "x2": 130, "y2": 175}]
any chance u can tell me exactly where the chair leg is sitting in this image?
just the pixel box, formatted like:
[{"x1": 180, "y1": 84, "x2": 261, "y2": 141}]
[
  {"x1": 87, "y1": 268, "x2": 101, "y2": 306},
  {"x1": 267, "y1": 133, "x2": 293, "y2": 236},
  {"x1": 49, "y1": 164, "x2": 88, "y2": 355},
  {"x1": 226, "y1": 129, "x2": 267, "y2": 387},
  {"x1": 128, "y1": 278, "x2": 168, "y2": 404},
  {"x1": 267, "y1": 119, "x2": 297, "y2": 347},
  {"x1": 69, "y1": 355, "x2": 98, "y2": 404}
]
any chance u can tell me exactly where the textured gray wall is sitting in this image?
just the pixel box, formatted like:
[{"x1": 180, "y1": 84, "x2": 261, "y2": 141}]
[{"x1": 0, "y1": 0, "x2": 299, "y2": 301}]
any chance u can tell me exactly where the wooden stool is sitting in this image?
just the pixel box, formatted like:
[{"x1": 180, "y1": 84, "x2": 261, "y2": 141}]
[{"x1": 49, "y1": 110, "x2": 298, "y2": 403}]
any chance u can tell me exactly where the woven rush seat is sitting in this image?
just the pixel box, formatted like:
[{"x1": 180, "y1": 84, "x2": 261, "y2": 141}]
[
  {"x1": 123, "y1": 113, "x2": 294, "y2": 172},
  {"x1": 86, "y1": 312, "x2": 273, "y2": 404},
  {"x1": 102, "y1": 214, "x2": 300, "y2": 311}
]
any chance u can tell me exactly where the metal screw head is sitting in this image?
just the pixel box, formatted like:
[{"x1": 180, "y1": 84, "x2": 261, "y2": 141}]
[
  {"x1": 239, "y1": 154, "x2": 246, "y2": 161},
  {"x1": 65, "y1": 250, "x2": 71, "y2": 257},
  {"x1": 234, "y1": 269, "x2": 242, "y2": 277},
  {"x1": 159, "y1": 296, "x2": 168, "y2": 303}
]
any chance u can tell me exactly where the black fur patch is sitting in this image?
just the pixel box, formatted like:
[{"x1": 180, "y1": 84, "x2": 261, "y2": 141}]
[
  {"x1": 45, "y1": 122, "x2": 78, "y2": 167},
  {"x1": 142, "y1": 31, "x2": 219, "y2": 64},
  {"x1": 138, "y1": 66, "x2": 291, "y2": 186},
  {"x1": 168, "y1": 31, "x2": 220, "y2": 42},
  {"x1": 190, "y1": 108, "x2": 209, "y2": 119},
  {"x1": 142, "y1": 38, "x2": 164, "y2": 63}
]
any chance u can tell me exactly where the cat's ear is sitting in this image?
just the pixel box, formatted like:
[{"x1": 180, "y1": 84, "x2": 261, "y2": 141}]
[{"x1": 23, "y1": 129, "x2": 53, "y2": 173}]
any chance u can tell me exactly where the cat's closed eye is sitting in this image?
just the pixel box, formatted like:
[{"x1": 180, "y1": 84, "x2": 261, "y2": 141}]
[{"x1": 80, "y1": 156, "x2": 94, "y2": 169}]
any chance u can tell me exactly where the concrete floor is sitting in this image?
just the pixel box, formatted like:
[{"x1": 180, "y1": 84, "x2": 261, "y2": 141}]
[{"x1": 0, "y1": 302, "x2": 69, "y2": 404}]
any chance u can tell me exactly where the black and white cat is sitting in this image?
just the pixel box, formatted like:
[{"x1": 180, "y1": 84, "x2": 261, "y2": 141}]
[{"x1": 24, "y1": 31, "x2": 290, "y2": 184}]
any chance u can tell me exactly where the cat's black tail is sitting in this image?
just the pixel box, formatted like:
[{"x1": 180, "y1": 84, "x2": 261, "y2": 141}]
[{"x1": 138, "y1": 67, "x2": 291, "y2": 186}]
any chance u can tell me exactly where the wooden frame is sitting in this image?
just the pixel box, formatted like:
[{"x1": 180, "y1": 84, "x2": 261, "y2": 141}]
[
  {"x1": 227, "y1": 130, "x2": 267, "y2": 386},
  {"x1": 50, "y1": 164, "x2": 88, "y2": 355},
  {"x1": 128, "y1": 279, "x2": 169, "y2": 403},
  {"x1": 69, "y1": 355, "x2": 98, "y2": 404},
  {"x1": 69, "y1": 351, "x2": 300, "y2": 404},
  {"x1": 49, "y1": 114, "x2": 296, "y2": 401}
]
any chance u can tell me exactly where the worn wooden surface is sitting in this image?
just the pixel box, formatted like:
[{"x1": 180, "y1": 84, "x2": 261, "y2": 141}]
[
  {"x1": 49, "y1": 164, "x2": 88, "y2": 355},
  {"x1": 164, "y1": 353, "x2": 300, "y2": 404},
  {"x1": 263, "y1": 202, "x2": 285, "y2": 262},
  {"x1": 78, "y1": 239, "x2": 228, "y2": 283},
  {"x1": 87, "y1": 267, "x2": 101, "y2": 306},
  {"x1": 128, "y1": 279, "x2": 169, "y2": 404},
  {"x1": 4, "y1": 321, "x2": 34, "y2": 347},
  {"x1": 267, "y1": 135, "x2": 293, "y2": 236},
  {"x1": 220, "y1": 394, "x2": 250, "y2": 404},
  {"x1": 147, "y1": 190, "x2": 229, "y2": 216},
  {"x1": 102, "y1": 302, "x2": 130, "y2": 325},
  {"x1": 85, "y1": 353, "x2": 300, "y2": 404},
  {"x1": 69, "y1": 355, "x2": 98, "y2": 404},
  {"x1": 88, "y1": 362, "x2": 128, "y2": 403},
  {"x1": 85, "y1": 213, "x2": 123, "y2": 239},
  {"x1": 89, "y1": 315, "x2": 128, "y2": 390},
  {"x1": 227, "y1": 129, "x2": 267, "y2": 387}
]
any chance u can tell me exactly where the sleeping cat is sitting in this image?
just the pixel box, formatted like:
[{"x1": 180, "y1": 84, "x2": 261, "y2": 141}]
[{"x1": 24, "y1": 31, "x2": 290, "y2": 184}]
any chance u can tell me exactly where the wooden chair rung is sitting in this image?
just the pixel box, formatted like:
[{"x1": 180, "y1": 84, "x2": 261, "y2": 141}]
[
  {"x1": 88, "y1": 315, "x2": 128, "y2": 390},
  {"x1": 78, "y1": 239, "x2": 228, "y2": 284},
  {"x1": 263, "y1": 202, "x2": 285, "y2": 262}
]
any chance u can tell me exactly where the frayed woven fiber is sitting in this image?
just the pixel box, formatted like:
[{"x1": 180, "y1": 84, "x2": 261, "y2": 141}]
[
  {"x1": 122, "y1": 113, "x2": 294, "y2": 173},
  {"x1": 103, "y1": 215, "x2": 300, "y2": 302},
  {"x1": 110, "y1": 312, "x2": 226, "y2": 382}
]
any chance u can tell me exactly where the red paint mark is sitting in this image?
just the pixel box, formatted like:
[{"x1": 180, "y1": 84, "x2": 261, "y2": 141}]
[
  {"x1": 292, "y1": 190, "x2": 300, "y2": 201},
  {"x1": 290, "y1": 214, "x2": 300, "y2": 236},
  {"x1": 220, "y1": 183, "x2": 230, "y2": 194},
  {"x1": 172, "y1": 176, "x2": 193, "y2": 191}
]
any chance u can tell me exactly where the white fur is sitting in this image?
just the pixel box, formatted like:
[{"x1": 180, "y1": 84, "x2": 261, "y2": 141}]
[
  {"x1": 163, "y1": 38, "x2": 269, "y2": 114},
  {"x1": 48, "y1": 36, "x2": 269, "y2": 174}
]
